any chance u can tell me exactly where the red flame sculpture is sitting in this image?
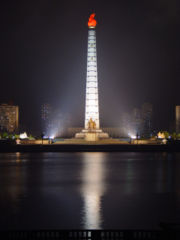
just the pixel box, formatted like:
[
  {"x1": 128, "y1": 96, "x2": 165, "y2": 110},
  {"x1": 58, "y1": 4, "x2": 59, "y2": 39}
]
[{"x1": 88, "y1": 13, "x2": 97, "y2": 28}]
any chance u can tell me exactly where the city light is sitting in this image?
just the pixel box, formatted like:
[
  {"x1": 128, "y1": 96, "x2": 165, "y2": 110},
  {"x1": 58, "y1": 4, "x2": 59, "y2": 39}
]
[
  {"x1": 157, "y1": 132, "x2": 165, "y2": 139},
  {"x1": 128, "y1": 133, "x2": 136, "y2": 139},
  {"x1": 131, "y1": 135, "x2": 136, "y2": 139},
  {"x1": 19, "y1": 132, "x2": 28, "y2": 139}
]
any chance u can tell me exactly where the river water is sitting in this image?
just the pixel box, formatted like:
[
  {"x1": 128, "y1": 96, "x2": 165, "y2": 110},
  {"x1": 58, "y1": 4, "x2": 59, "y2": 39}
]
[{"x1": 0, "y1": 152, "x2": 179, "y2": 230}]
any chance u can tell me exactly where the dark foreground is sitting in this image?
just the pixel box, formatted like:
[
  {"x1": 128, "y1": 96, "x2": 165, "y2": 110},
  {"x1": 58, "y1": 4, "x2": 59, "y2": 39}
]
[
  {"x1": 0, "y1": 228, "x2": 179, "y2": 240},
  {"x1": 0, "y1": 143, "x2": 180, "y2": 152}
]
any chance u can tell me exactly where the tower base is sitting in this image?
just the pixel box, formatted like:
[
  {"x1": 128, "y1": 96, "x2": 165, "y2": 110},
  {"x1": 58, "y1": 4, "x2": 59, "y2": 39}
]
[{"x1": 75, "y1": 129, "x2": 109, "y2": 141}]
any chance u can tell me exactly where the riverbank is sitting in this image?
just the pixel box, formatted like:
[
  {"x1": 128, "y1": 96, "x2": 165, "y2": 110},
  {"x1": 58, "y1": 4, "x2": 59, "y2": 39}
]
[{"x1": 0, "y1": 143, "x2": 180, "y2": 152}]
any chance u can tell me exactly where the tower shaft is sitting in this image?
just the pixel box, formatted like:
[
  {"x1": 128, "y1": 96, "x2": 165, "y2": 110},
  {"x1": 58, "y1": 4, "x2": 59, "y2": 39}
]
[
  {"x1": 85, "y1": 29, "x2": 100, "y2": 129},
  {"x1": 75, "y1": 14, "x2": 109, "y2": 140}
]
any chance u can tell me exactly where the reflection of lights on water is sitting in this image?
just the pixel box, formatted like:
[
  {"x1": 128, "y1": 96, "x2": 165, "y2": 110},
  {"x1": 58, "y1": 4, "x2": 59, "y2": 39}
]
[
  {"x1": 81, "y1": 153, "x2": 106, "y2": 229},
  {"x1": 156, "y1": 153, "x2": 173, "y2": 193},
  {"x1": 83, "y1": 195, "x2": 101, "y2": 229},
  {"x1": 16, "y1": 152, "x2": 21, "y2": 163},
  {"x1": 9, "y1": 152, "x2": 27, "y2": 205}
]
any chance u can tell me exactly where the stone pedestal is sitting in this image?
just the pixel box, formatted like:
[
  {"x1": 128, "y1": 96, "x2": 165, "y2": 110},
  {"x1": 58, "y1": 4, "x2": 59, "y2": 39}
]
[
  {"x1": 85, "y1": 133, "x2": 98, "y2": 141},
  {"x1": 75, "y1": 129, "x2": 109, "y2": 141}
]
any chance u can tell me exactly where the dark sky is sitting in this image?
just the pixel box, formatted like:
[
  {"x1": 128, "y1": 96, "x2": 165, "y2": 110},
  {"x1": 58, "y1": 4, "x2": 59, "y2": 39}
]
[{"x1": 0, "y1": 0, "x2": 178, "y2": 132}]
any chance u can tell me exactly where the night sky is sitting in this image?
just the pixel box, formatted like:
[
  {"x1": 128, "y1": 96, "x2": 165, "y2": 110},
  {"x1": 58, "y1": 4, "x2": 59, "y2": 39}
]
[{"x1": 0, "y1": 0, "x2": 178, "y2": 133}]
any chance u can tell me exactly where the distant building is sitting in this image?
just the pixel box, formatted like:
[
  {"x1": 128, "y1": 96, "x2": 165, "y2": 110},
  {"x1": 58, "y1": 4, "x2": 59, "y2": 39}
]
[
  {"x1": 121, "y1": 103, "x2": 153, "y2": 138},
  {"x1": 53, "y1": 112, "x2": 71, "y2": 137},
  {"x1": 176, "y1": 106, "x2": 180, "y2": 133},
  {"x1": 41, "y1": 104, "x2": 52, "y2": 135},
  {"x1": 0, "y1": 104, "x2": 19, "y2": 133},
  {"x1": 41, "y1": 103, "x2": 51, "y2": 121},
  {"x1": 121, "y1": 112, "x2": 132, "y2": 136},
  {"x1": 141, "y1": 103, "x2": 153, "y2": 137},
  {"x1": 132, "y1": 108, "x2": 143, "y2": 136}
]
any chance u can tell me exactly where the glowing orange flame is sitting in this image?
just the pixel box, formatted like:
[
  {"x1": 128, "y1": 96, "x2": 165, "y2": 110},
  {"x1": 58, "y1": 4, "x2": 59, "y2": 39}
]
[{"x1": 88, "y1": 13, "x2": 97, "y2": 28}]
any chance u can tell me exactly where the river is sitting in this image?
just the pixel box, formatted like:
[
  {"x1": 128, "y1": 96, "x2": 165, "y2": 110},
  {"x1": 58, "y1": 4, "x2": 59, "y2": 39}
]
[{"x1": 0, "y1": 152, "x2": 179, "y2": 230}]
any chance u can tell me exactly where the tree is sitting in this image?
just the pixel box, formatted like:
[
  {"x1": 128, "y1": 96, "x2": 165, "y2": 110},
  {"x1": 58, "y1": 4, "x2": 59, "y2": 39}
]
[
  {"x1": 171, "y1": 132, "x2": 177, "y2": 140},
  {"x1": 29, "y1": 134, "x2": 35, "y2": 140},
  {"x1": 14, "y1": 134, "x2": 20, "y2": 139},
  {"x1": 8, "y1": 134, "x2": 13, "y2": 139},
  {"x1": 41, "y1": 133, "x2": 44, "y2": 144},
  {"x1": 2, "y1": 132, "x2": 8, "y2": 139},
  {"x1": 163, "y1": 131, "x2": 170, "y2": 139},
  {"x1": 177, "y1": 133, "x2": 180, "y2": 139}
]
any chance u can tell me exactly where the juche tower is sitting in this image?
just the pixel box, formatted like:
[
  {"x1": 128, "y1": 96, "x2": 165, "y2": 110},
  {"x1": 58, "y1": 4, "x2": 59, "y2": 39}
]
[{"x1": 76, "y1": 14, "x2": 109, "y2": 141}]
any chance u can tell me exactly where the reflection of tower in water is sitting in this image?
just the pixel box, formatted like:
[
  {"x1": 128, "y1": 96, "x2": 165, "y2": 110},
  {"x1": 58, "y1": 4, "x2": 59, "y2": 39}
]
[{"x1": 80, "y1": 153, "x2": 106, "y2": 229}]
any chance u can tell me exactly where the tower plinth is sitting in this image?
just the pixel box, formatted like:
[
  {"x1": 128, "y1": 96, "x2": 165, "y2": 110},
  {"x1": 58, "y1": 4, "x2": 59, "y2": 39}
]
[{"x1": 75, "y1": 14, "x2": 109, "y2": 141}]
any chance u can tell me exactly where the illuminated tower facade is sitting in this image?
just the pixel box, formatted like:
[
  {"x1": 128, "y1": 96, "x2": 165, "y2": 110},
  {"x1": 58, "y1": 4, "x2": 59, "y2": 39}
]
[
  {"x1": 85, "y1": 14, "x2": 99, "y2": 129},
  {"x1": 75, "y1": 14, "x2": 109, "y2": 140}
]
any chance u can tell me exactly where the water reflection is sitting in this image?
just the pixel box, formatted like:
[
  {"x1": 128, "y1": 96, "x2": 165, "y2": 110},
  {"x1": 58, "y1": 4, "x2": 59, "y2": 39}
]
[
  {"x1": 2, "y1": 152, "x2": 27, "y2": 216},
  {"x1": 80, "y1": 152, "x2": 106, "y2": 229},
  {"x1": 125, "y1": 157, "x2": 135, "y2": 194},
  {"x1": 15, "y1": 152, "x2": 21, "y2": 163},
  {"x1": 11, "y1": 153, "x2": 24, "y2": 201},
  {"x1": 156, "y1": 153, "x2": 174, "y2": 193},
  {"x1": 0, "y1": 152, "x2": 178, "y2": 230}
]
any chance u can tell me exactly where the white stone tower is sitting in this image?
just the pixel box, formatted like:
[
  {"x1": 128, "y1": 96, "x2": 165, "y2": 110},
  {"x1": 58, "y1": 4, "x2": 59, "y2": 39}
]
[
  {"x1": 75, "y1": 14, "x2": 109, "y2": 141},
  {"x1": 85, "y1": 16, "x2": 99, "y2": 130}
]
